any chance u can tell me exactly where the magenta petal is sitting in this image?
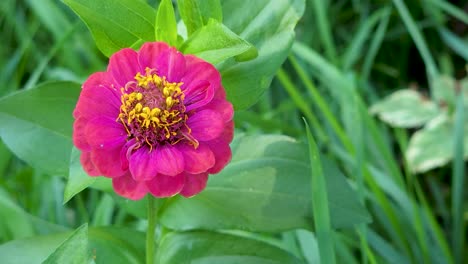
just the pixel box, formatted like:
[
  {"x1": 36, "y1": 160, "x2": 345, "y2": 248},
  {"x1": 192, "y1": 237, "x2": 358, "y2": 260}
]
[
  {"x1": 179, "y1": 143, "x2": 215, "y2": 174},
  {"x1": 187, "y1": 110, "x2": 224, "y2": 141},
  {"x1": 146, "y1": 173, "x2": 184, "y2": 197},
  {"x1": 80, "y1": 151, "x2": 100, "y2": 176},
  {"x1": 154, "y1": 145, "x2": 184, "y2": 176},
  {"x1": 129, "y1": 146, "x2": 158, "y2": 181},
  {"x1": 112, "y1": 173, "x2": 148, "y2": 200},
  {"x1": 154, "y1": 47, "x2": 186, "y2": 82},
  {"x1": 180, "y1": 173, "x2": 208, "y2": 197},
  {"x1": 85, "y1": 117, "x2": 127, "y2": 149},
  {"x1": 138, "y1": 42, "x2": 170, "y2": 70},
  {"x1": 75, "y1": 73, "x2": 121, "y2": 119},
  {"x1": 108, "y1": 48, "x2": 142, "y2": 87},
  {"x1": 120, "y1": 139, "x2": 137, "y2": 171},
  {"x1": 207, "y1": 138, "x2": 232, "y2": 174},
  {"x1": 184, "y1": 80, "x2": 215, "y2": 111},
  {"x1": 91, "y1": 147, "x2": 127, "y2": 178},
  {"x1": 200, "y1": 97, "x2": 234, "y2": 122},
  {"x1": 73, "y1": 117, "x2": 91, "y2": 151},
  {"x1": 181, "y1": 60, "x2": 221, "y2": 93}
]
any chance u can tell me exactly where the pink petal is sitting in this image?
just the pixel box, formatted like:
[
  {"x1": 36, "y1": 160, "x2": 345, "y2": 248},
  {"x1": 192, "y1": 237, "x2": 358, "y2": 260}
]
[
  {"x1": 206, "y1": 138, "x2": 232, "y2": 174},
  {"x1": 75, "y1": 72, "x2": 121, "y2": 119},
  {"x1": 154, "y1": 47, "x2": 186, "y2": 82},
  {"x1": 146, "y1": 173, "x2": 185, "y2": 197},
  {"x1": 85, "y1": 117, "x2": 127, "y2": 149},
  {"x1": 180, "y1": 173, "x2": 209, "y2": 197},
  {"x1": 179, "y1": 143, "x2": 215, "y2": 174},
  {"x1": 73, "y1": 117, "x2": 91, "y2": 151},
  {"x1": 112, "y1": 173, "x2": 148, "y2": 200},
  {"x1": 80, "y1": 151, "x2": 100, "y2": 176},
  {"x1": 154, "y1": 145, "x2": 184, "y2": 176},
  {"x1": 200, "y1": 97, "x2": 234, "y2": 122},
  {"x1": 183, "y1": 80, "x2": 215, "y2": 111},
  {"x1": 120, "y1": 139, "x2": 138, "y2": 171},
  {"x1": 91, "y1": 147, "x2": 127, "y2": 178},
  {"x1": 108, "y1": 48, "x2": 142, "y2": 88},
  {"x1": 138, "y1": 42, "x2": 170, "y2": 70},
  {"x1": 187, "y1": 110, "x2": 224, "y2": 141},
  {"x1": 181, "y1": 57, "x2": 221, "y2": 92},
  {"x1": 129, "y1": 146, "x2": 158, "y2": 181}
]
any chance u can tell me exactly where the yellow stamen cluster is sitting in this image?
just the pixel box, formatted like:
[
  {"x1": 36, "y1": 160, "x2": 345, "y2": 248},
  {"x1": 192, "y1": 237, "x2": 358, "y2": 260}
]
[{"x1": 118, "y1": 68, "x2": 186, "y2": 141}]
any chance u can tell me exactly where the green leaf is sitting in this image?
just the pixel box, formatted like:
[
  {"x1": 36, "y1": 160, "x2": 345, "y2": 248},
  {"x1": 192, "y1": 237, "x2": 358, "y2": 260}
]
[
  {"x1": 159, "y1": 134, "x2": 370, "y2": 232},
  {"x1": 370, "y1": 89, "x2": 439, "y2": 128},
  {"x1": 155, "y1": 0, "x2": 178, "y2": 46},
  {"x1": 181, "y1": 19, "x2": 257, "y2": 65},
  {"x1": 0, "y1": 81, "x2": 80, "y2": 176},
  {"x1": 0, "y1": 227, "x2": 145, "y2": 264},
  {"x1": 177, "y1": 0, "x2": 203, "y2": 36},
  {"x1": 406, "y1": 113, "x2": 468, "y2": 172},
  {"x1": 177, "y1": 0, "x2": 223, "y2": 36},
  {"x1": 219, "y1": 0, "x2": 305, "y2": 110},
  {"x1": 43, "y1": 224, "x2": 88, "y2": 264},
  {"x1": 64, "y1": 147, "x2": 97, "y2": 203},
  {"x1": 62, "y1": 0, "x2": 156, "y2": 57},
  {"x1": 156, "y1": 231, "x2": 301, "y2": 263},
  {"x1": 196, "y1": 0, "x2": 223, "y2": 24},
  {"x1": 432, "y1": 75, "x2": 468, "y2": 108}
]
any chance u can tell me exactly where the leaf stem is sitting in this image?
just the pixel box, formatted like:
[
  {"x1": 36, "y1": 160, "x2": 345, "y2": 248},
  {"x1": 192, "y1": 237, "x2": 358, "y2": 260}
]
[{"x1": 146, "y1": 197, "x2": 157, "y2": 264}]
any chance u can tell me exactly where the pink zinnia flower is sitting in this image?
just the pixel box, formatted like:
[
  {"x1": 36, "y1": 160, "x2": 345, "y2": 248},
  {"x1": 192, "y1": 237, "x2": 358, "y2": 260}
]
[{"x1": 73, "y1": 42, "x2": 234, "y2": 200}]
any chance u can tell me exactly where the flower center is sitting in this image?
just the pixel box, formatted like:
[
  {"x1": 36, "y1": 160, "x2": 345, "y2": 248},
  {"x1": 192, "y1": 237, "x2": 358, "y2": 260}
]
[{"x1": 118, "y1": 68, "x2": 196, "y2": 149}]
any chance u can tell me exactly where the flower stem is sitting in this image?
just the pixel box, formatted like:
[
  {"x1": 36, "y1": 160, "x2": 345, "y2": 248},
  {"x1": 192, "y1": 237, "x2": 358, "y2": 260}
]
[{"x1": 146, "y1": 197, "x2": 157, "y2": 264}]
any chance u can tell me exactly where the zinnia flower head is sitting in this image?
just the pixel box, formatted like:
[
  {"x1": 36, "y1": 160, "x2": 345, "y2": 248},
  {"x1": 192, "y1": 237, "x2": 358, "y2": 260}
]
[{"x1": 73, "y1": 42, "x2": 234, "y2": 200}]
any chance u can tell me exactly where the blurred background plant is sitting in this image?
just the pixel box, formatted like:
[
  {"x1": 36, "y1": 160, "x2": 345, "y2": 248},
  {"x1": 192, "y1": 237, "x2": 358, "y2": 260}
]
[{"x1": 0, "y1": 0, "x2": 466, "y2": 263}]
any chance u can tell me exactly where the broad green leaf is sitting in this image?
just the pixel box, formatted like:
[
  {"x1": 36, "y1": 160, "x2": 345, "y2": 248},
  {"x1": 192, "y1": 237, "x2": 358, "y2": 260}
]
[
  {"x1": 177, "y1": 0, "x2": 223, "y2": 36},
  {"x1": 370, "y1": 89, "x2": 439, "y2": 128},
  {"x1": 196, "y1": 0, "x2": 223, "y2": 24},
  {"x1": 0, "y1": 227, "x2": 145, "y2": 264},
  {"x1": 159, "y1": 134, "x2": 370, "y2": 232},
  {"x1": 433, "y1": 76, "x2": 456, "y2": 107},
  {"x1": 432, "y1": 75, "x2": 468, "y2": 108},
  {"x1": 177, "y1": 0, "x2": 203, "y2": 36},
  {"x1": 64, "y1": 147, "x2": 97, "y2": 203},
  {"x1": 155, "y1": 0, "x2": 178, "y2": 46},
  {"x1": 156, "y1": 231, "x2": 301, "y2": 264},
  {"x1": 181, "y1": 19, "x2": 257, "y2": 65},
  {"x1": 63, "y1": 0, "x2": 156, "y2": 57},
  {"x1": 0, "y1": 81, "x2": 80, "y2": 176},
  {"x1": 406, "y1": 113, "x2": 468, "y2": 172},
  {"x1": 43, "y1": 224, "x2": 88, "y2": 264},
  {"x1": 219, "y1": 0, "x2": 305, "y2": 110}
]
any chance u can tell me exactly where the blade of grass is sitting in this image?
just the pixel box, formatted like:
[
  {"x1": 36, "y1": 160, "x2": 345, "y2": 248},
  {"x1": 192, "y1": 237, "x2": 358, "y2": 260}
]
[
  {"x1": 438, "y1": 28, "x2": 468, "y2": 62},
  {"x1": 309, "y1": 0, "x2": 338, "y2": 64},
  {"x1": 277, "y1": 68, "x2": 327, "y2": 143},
  {"x1": 23, "y1": 21, "x2": 80, "y2": 89},
  {"x1": 414, "y1": 181, "x2": 454, "y2": 263},
  {"x1": 451, "y1": 94, "x2": 465, "y2": 264},
  {"x1": 289, "y1": 55, "x2": 353, "y2": 152},
  {"x1": 361, "y1": 6, "x2": 391, "y2": 80},
  {"x1": 342, "y1": 7, "x2": 390, "y2": 70},
  {"x1": 392, "y1": 0, "x2": 438, "y2": 81},
  {"x1": 304, "y1": 119, "x2": 336, "y2": 264},
  {"x1": 427, "y1": 0, "x2": 468, "y2": 25}
]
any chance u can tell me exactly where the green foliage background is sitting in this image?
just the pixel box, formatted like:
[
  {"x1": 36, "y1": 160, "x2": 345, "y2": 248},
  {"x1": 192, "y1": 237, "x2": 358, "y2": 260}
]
[{"x1": 0, "y1": 0, "x2": 466, "y2": 263}]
